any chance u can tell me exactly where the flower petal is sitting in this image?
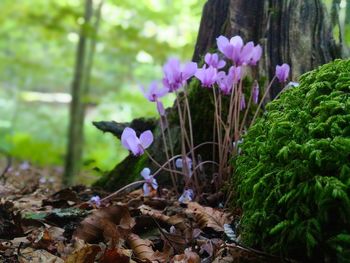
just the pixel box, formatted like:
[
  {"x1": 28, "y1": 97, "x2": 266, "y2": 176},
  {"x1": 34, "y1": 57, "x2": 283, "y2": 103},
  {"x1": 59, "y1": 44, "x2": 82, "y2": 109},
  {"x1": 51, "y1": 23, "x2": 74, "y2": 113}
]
[
  {"x1": 143, "y1": 183, "x2": 150, "y2": 196},
  {"x1": 182, "y1": 62, "x2": 198, "y2": 80},
  {"x1": 140, "y1": 130, "x2": 154, "y2": 149},
  {"x1": 141, "y1": 167, "x2": 151, "y2": 180},
  {"x1": 121, "y1": 127, "x2": 140, "y2": 155}
]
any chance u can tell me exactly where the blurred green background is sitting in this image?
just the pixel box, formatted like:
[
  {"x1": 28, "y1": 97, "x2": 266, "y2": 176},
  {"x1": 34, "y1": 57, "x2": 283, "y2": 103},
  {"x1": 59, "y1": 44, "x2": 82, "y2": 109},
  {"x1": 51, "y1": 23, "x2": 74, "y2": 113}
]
[
  {"x1": 0, "y1": 0, "x2": 204, "y2": 182},
  {"x1": 1, "y1": 0, "x2": 349, "y2": 183}
]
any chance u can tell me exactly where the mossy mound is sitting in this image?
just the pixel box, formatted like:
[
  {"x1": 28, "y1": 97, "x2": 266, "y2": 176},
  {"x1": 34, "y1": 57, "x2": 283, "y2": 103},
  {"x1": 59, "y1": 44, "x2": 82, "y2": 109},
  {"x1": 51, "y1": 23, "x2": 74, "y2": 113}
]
[{"x1": 234, "y1": 59, "x2": 350, "y2": 262}]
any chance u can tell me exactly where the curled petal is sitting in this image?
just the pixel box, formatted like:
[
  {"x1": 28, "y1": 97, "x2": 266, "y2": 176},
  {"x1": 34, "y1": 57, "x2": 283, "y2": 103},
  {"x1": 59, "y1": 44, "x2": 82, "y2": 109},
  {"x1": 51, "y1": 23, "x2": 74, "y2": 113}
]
[
  {"x1": 175, "y1": 158, "x2": 184, "y2": 168},
  {"x1": 239, "y1": 41, "x2": 254, "y2": 65},
  {"x1": 252, "y1": 80, "x2": 259, "y2": 104},
  {"x1": 151, "y1": 178, "x2": 158, "y2": 189},
  {"x1": 275, "y1": 63, "x2": 290, "y2": 83},
  {"x1": 141, "y1": 167, "x2": 151, "y2": 180},
  {"x1": 140, "y1": 130, "x2": 154, "y2": 149},
  {"x1": 143, "y1": 183, "x2": 151, "y2": 196},
  {"x1": 121, "y1": 128, "x2": 141, "y2": 155},
  {"x1": 182, "y1": 62, "x2": 198, "y2": 80},
  {"x1": 156, "y1": 100, "x2": 166, "y2": 116},
  {"x1": 250, "y1": 45, "x2": 262, "y2": 65},
  {"x1": 217, "y1": 36, "x2": 230, "y2": 53},
  {"x1": 178, "y1": 189, "x2": 194, "y2": 203}
]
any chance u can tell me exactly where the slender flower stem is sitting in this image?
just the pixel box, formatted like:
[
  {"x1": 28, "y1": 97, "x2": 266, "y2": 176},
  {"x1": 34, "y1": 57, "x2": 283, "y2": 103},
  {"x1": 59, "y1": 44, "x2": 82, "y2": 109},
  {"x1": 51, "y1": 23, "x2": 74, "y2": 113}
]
[
  {"x1": 159, "y1": 115, "x2": 178, "y2": 193},
  {"x1": 183, "y1": 87, "x2": 200, "y2": 190},
  {"x1": 239, "y1": 83, "x2": 255, "y2": 135},
  {"x1": 251, "y1": 76, "x2": 277, "y2": 126},
  {"x1": 212, "y1": 87, "x2": 223, "y2": 185},
  {"x1": 99, "y1": 180, "x2": 145, "y2": 204},
  {"x1": 192, "y1": 160, "x2": 219, "y2": 173},
  {"x1": 144, "y1": 150, "x2": 185, "y2": 176}
]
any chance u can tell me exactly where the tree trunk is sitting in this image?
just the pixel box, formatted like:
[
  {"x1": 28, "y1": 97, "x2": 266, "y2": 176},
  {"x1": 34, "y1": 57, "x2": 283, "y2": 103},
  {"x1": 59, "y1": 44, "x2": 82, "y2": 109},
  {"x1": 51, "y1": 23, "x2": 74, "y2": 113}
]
[
  {"x1": 94, "y1": 0, "x2": 341, "y2": 191},
  {"x1": 63, "y1": 0, "x2": 93, "y2": 186},
  {"x1": 194, "y1": 0, "x2": 340, "y2": 97}
]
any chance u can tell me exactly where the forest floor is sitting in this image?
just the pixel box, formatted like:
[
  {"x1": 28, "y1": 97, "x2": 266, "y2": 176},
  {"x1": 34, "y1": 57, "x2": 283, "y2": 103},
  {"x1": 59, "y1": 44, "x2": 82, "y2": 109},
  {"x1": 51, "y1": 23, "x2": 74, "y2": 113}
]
[{"x1": 0, "y1": 160, "x2": 287, "y2": 263}]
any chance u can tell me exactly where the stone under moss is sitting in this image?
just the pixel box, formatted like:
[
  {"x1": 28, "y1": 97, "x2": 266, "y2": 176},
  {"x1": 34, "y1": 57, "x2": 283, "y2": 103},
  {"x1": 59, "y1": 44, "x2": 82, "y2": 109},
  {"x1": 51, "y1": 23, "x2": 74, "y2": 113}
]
[{"x1": 233, "y1": 59, "x2": 350, "y2": 262}]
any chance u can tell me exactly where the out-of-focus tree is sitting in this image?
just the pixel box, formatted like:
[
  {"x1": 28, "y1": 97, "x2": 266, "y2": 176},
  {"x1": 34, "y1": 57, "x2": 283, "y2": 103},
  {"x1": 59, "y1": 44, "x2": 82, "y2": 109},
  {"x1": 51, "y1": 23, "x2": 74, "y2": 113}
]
[{"x1": 0, "y1": 0, "x2": 204, "y2": 175}]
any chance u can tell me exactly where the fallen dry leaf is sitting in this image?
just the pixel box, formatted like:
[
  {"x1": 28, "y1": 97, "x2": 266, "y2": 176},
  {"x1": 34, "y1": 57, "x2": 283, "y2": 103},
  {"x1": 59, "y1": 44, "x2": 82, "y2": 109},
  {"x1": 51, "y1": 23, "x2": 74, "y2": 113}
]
[
  {"x1": 186, "y1": 202, "x2": 232, "y2": 232},
  {"x1": 99, "y1": 247, "x2": 131, "y2": 263},
  {"x1": 172, "y1": 249, "x2": 200, "y2": 263},
  {"x1": 18, "y1": 247, "x2": 64, "y2": 263},
  {"x1": 139, "y1": 205, "x2": 187, "y2": 231},
  {"x1": 127, "y1": 233, "x2": 154, "y2": 261},
  {"x1": 74, "y1": 205, "x2": 135, "y2": 243},
  {"x1": 64, "y1": 244, "x2": 101, "y2": 263}
]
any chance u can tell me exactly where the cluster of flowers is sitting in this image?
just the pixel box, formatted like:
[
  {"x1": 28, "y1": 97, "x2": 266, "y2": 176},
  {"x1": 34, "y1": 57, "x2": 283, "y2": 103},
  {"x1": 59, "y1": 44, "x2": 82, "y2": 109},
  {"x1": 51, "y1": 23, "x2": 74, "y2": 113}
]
[{"x1": 92, "y1": 35, "x2": 291, "y2": 204}]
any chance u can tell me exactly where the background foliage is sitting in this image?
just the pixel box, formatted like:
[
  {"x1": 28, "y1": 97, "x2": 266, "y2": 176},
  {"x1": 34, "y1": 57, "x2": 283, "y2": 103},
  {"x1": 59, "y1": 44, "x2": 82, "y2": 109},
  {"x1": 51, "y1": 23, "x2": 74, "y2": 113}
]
[{"x1": 0, "y1": 0, "x2": 204, "y2": 182}]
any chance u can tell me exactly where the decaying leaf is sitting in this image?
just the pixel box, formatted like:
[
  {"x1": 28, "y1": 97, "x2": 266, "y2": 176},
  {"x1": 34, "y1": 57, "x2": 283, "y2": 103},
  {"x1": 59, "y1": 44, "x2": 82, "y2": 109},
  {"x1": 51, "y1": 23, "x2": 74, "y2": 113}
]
[
  {"x1": 99, "y1": 247, "x2": 131, "y2": 263},
  {"x1": 139, "y1": 205, "x2": 186, "y2": 231},
  {"x1": 18, "y1": 247, "x2": 64, "y2": 263},
  {"x1": 172, "y1": 249, "x2": 200, "y2": 263},
  {"x1": 64, "y1": 244, "x2": 101, "y2": 263},
  {"x1": 74, "y1": 205, "x2": 135, "y2": 243},
  {"x1": 127, "y1": 233, "x2": 155, "y2": 261},
  {"x1": 185, "y1": 202, "x2": 232, "y2": 232}
]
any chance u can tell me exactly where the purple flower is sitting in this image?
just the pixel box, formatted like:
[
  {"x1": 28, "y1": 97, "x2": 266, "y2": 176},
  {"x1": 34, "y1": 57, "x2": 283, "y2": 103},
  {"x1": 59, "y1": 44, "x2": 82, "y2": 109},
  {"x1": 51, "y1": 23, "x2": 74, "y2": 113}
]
[
  {"x1": 204, "y1": 53, "x2": 226, "y2": 69},
  {"x1": 275, "y1": 63, "x2": 290, "y2": 83},
  {"x1": 217, "y1": 35, "x2": 262, "y2": 66},
  {"x1": 216, "y1": 66, "x2": 242, "y2": 95},
  {"x1": 162, "y1": 58, "x2": 197, "y2": 92},
  {"x1": 217, "y1": 35, "x2": 243, "y2": 64},
  {"x1": 175, "y1": 157, "x2": 192, "y2": 177},
  {"x1": 19, "y1": 161, "x2": 30, "y2": 170},
  {"x1": 195, "y1": 66, "x2": 218, "y2": 88},
  {"x1": 121, "y1": 127, "x2": 153, "y2": 156},
  {"x1": 89, "y1": 195, "x2": 101, "y2": 207},
  {"x1": 229, "y1": 66, "x2": 242, "y2": 84},
  {"x1": 252, "y1": 80, "x2": 259, "y2": 104},
  {"x1": 217, "y1": 71, "x2": 233, "y2": 95},
  {"x1": 140, "y1": 81, "x2": 168, "y2": 102},
  {"x1": 249, "y1": 45, "x2": 262, "y2": 65},
  {"x1": 178, "y1": 189, "x2": 194, "y2": 203},
  {"x1": 156, "y1": 100, "x2": 165, "y2": 116},
  {"x1": 240, "y1": 94, "x2": 246, "y2": 111},
  {"x1": 140, "y1": 168, "x2": 158, "y2": 196}
]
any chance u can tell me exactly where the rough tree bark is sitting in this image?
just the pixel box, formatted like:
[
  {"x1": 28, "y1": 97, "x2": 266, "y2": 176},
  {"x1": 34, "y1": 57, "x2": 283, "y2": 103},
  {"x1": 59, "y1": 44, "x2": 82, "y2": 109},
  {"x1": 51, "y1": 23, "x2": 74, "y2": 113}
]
[{"x1": 94, "y1": 0, "x2": 341, "y2": 191}]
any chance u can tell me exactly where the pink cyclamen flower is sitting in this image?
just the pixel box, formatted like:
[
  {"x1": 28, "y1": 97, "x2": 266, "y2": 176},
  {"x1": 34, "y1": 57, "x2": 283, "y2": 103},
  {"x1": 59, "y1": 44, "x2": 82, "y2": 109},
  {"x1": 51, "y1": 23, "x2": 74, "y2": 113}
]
[
  {"x1": 204, "y1": 53, "x2": 226, "y2": 69},
  {"x1": 240, "y1": 94, "x2": 246, "y2": 111},
  {"x1": 275, "y1": 63, "x2": 290, "y2": 83},
  {"x1": 121, "y1": 127, "x2": 153, "y2": 156},
  {"x1": 252, "y1": 80, "x2": 259, "y2": 104},
  {"x1": 195, "y1": 66, "x2": 218, "y2": 88},
  {"x1": 162, "y1": 58, "x2": 197, "y2": 92},
  {"x1": 217, "y1": 66, "x2": 242, "y2": 95},
  {"x1": 140, "y1": 168, "x2": 158, "y2": 196},
  {"x1": 141, "y1": 81, "x2": 168, "y2": 102},
  {"x1": 178, "y1": 189, "x2": 194, "y2": 203},
  {"x1": 249, "y1": 45, "x2": 262, "y2": 65},
  {"x1": 217, "y1": 35, "x2": 262, "y2": 66},
  {"x1": 89, "y1": 195, "x2": 101, "y2": 207},
  {"x1": 217, "y1": 71, "x2": 233, "y2": 95}
]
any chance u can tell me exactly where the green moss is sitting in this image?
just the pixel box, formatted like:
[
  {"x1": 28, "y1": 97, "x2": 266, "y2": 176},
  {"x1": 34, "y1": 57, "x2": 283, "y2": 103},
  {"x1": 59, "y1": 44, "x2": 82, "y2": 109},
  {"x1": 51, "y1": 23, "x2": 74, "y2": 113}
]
[
  {"x1": 94, "y1": 154, "x2": 148, "y2": 192},
  {"x1": 233, "y1": 59, "x2": 350, "y2": 262}
]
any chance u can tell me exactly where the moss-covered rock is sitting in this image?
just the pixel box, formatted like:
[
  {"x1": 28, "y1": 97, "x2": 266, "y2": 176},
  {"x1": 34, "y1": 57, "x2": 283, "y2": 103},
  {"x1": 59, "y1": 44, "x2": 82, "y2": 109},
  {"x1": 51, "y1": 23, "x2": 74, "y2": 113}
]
[
  {"x1": 93, "y1": 79, "x2": 217, "y2": 191},
  {"x1": 234, "y1": 59, "x2": 350, "y2": 262}
]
